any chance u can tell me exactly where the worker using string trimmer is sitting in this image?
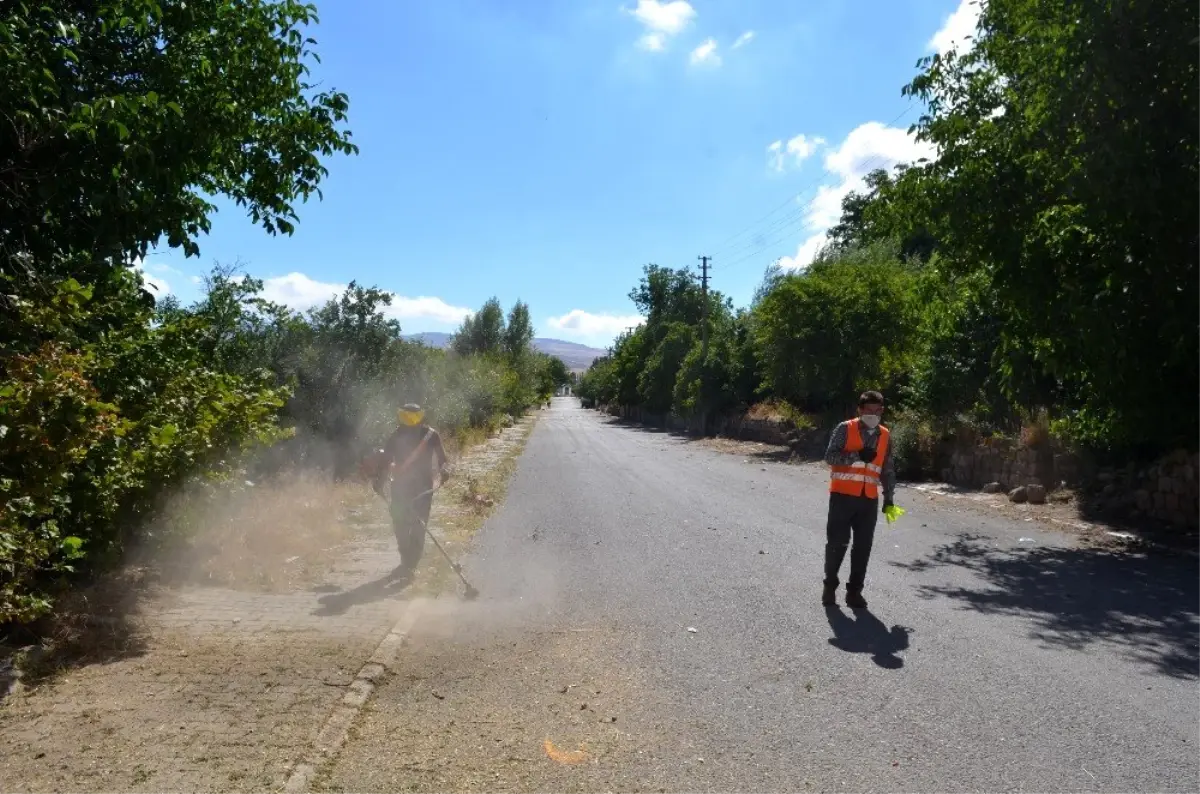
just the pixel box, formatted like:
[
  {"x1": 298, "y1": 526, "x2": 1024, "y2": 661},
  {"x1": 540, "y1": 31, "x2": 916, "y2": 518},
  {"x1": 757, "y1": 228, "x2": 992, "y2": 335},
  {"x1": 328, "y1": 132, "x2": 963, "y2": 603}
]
[{"x1": 369, "y1": 403, "x2": 452, "y2": 579}]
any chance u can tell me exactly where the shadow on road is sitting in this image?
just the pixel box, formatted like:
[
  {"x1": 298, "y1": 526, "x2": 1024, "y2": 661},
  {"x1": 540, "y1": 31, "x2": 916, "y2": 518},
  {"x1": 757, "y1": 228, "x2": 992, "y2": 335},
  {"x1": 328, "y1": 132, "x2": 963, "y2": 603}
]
[
  {"x1": 891, "y1": 533, "x2": 1200, "y2": 678},
  {"x1": 600, "y1": 416, "x2": 823, "y2": 462},
  {"x1": 313, "y1": 568, "x2": 413, "y2": 617},
  {"x1": 825, "y1": 606, "x2": 912, "y2": 669}
]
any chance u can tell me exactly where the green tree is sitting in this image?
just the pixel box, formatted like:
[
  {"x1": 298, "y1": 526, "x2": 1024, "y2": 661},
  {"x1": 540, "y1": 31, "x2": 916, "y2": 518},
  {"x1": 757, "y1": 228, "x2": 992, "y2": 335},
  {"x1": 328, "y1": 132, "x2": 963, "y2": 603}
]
[
  {"x1": 900, "y1": 0, "x2": 1198, "y2": 450},
  {"x1": 752, "y1": 242, "x2": 920, "y2": 415},
  {"x1": 638, "y1": 323, "x2": 695, "y2": 415},
  {"x1": 504, "y1": 300, "x2": 535, "y2": 361},
  {"x1": 1, "y1": 0, "x2": 356, "y2": 279},
  {"x1": 451, "y1": 297, "x2": 505, "y2": 356}
]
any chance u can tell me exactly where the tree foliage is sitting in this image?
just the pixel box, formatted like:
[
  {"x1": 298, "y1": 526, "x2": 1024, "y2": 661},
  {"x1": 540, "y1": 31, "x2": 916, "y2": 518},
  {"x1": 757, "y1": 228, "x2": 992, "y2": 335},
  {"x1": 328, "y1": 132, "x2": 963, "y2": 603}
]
[
  {"x1": 581, "y1": 0, "x2": 1194, "y2": 457},
  {"x1": 0, "y1": 2, "x2": 553, "y2": 627},
  {"x1": 897, "y1": 0, "x2": 1198, "y2": 449}
]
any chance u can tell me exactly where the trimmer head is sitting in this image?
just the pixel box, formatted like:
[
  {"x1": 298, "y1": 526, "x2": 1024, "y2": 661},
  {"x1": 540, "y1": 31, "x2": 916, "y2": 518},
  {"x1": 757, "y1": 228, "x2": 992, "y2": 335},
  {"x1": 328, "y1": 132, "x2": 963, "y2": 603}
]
[{"x1": 462, "y1": 583, "x2": 481, "y2": 601}]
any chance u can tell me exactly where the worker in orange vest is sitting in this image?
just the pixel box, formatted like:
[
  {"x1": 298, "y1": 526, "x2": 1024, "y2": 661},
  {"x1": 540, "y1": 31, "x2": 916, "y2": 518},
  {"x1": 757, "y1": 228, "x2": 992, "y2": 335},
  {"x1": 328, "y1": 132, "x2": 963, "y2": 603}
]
[{"x1": 822, "y1": 390, "x2": 896, "y2": 609}]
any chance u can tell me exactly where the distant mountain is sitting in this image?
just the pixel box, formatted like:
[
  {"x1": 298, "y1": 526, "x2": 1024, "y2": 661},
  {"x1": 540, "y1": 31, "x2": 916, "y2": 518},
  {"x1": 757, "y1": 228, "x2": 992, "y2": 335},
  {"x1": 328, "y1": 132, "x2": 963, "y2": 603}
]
[
  {"x1": 404, "y1": 333, "x2": 605, "y2": 371},
  {"x1": 531, "y1": 338, "x2": 607, "y2": 370}
]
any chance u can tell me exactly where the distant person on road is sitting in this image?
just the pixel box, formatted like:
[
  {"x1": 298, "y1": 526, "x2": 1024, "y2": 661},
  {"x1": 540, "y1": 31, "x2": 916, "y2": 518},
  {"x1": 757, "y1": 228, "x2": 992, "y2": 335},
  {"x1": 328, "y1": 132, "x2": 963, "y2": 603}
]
[
  {"x1": 822, "y1": 390, "x2": 896, "y2": 609},
  {"x1": 365, "y1": 403, "x2": 451, "y2": 578}
]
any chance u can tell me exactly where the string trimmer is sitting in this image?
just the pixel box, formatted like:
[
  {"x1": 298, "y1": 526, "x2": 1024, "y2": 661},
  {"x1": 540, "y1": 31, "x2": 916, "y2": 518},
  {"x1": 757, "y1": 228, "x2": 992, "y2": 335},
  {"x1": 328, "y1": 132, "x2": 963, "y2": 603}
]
[{"x1": 394, "y1": 483, "x2": 481, "y2": 601}]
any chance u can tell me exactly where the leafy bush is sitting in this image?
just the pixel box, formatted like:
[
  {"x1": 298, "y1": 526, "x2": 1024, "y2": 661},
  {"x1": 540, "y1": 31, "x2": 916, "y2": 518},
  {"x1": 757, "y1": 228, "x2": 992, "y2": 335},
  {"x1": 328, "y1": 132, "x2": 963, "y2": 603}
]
[{"x1": 887, "y1": 413, "x2": 939, "y2": 481}]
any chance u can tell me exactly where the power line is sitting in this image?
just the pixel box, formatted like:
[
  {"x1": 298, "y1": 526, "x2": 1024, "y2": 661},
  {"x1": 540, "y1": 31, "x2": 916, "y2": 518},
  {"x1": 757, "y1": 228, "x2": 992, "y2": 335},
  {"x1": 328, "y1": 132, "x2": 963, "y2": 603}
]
[
  {"x1": 707, "y1": 102, "x2": 920, "y2": 266},
  {"x1": 715, "y1": 143, "x2": 926, "y2": 272}
]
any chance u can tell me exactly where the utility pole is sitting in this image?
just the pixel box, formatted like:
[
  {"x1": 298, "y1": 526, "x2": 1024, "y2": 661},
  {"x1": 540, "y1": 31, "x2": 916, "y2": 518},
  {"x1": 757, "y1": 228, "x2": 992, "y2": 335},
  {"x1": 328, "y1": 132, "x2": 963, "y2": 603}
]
[
  {"x1": 697, "y1": 255, "x2": 711, "y2": 360},
  {"x1": 697, "y1": 255, "x2": 712, "y2": 437}
]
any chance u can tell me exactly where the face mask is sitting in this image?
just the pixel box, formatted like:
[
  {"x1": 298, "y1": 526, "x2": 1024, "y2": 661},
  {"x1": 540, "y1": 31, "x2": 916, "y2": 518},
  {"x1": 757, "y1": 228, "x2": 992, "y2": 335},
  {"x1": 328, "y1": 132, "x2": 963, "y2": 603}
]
[{"x1": 859, "y1": 414, "x2": 881, "y2": 429}]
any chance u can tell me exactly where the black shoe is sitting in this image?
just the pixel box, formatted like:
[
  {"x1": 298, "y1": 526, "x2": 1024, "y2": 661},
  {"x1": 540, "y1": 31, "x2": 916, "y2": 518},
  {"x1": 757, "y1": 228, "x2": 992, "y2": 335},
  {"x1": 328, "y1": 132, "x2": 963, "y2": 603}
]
[
  {"x1": 821, "y1": 584, "x2": 837, "y2": 606},
  {"x1": 845, "y1": 589, "x2": 868, "y2": 609}
]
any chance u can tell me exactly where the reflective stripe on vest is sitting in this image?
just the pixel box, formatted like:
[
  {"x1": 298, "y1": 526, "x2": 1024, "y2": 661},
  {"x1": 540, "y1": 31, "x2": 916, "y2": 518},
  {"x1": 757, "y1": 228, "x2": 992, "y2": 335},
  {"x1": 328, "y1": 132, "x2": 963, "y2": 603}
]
[{"x1": 829, "y1": 419, "x2": 889, "y2": 499}]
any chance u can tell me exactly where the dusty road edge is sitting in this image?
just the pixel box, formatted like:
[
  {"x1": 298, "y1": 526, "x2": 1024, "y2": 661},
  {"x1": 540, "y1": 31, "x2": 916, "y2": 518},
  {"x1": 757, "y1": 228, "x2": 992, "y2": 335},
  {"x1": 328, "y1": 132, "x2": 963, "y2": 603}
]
[
  {"x1": 903, "y1": 481, "x2": 1200, "y2": 558},
  {"x1": 281, "y1": 411, "x2": 541, "y2": 792},
  {"x1": 282, "y1": 596, "x2": 428, "y2": 793}
]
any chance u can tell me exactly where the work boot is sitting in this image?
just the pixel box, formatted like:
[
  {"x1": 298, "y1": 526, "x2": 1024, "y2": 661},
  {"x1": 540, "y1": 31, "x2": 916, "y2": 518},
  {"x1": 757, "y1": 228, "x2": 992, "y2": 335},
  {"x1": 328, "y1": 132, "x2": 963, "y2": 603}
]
[
  {"x1": 821, "y1": 583, "x2": 837, "y2": 606},
  {"x1": 845, "y1": 589, "x2": 868, "y2": 609}
]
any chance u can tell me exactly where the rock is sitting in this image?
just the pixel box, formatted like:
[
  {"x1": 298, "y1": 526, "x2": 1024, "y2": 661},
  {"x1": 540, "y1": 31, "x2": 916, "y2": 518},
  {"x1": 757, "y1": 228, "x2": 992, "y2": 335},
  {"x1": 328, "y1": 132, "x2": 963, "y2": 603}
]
[
  {"x1": 1026, "y1": 484, "x2": 1047, "y2": 504},
  {"x1": 1098, "y1": 470, "x2": 1115, "y2": 483},
  {"x1": 1008, "y1": 486, "x2": 1029, "y2": 504},
  {"x1": 983, "y1": 482, "x2": 1003, "y2": 494},
  {"x1": 1159, "y1": 476, "x2": 1173, "y2": 492},
  {"x1": 1101, "y1": 483, "x2": 1117, "y2": 496}
]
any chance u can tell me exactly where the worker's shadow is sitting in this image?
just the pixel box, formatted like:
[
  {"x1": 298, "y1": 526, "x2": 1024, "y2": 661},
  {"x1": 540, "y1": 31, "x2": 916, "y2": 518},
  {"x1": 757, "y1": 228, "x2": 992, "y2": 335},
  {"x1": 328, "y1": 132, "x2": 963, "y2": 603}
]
[
  {"x1": 312, "y1": 568, "x2": 413, "y2": 617},
  {"x1": 825, "y1": 606, "x2": 912, "y2": 670}
]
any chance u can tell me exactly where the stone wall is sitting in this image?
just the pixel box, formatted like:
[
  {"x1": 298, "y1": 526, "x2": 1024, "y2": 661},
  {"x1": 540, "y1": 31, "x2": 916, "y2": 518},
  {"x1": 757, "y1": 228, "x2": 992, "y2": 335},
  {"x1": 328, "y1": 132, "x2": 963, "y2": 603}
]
[
  {"x1": 1124, "y1": 450, "x2": 1199, "y2": 529},
  {"x1": 941, "y1": 437, "x2": 1054, "y2": 491},
  {"x1": 941, "y1": 439, "x2": 1199, "y2": 530}
]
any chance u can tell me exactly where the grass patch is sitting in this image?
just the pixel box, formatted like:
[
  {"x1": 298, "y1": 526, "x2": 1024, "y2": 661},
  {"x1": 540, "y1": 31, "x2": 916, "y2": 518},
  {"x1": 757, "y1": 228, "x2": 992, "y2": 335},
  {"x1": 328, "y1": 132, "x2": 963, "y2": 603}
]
[
  {"x1": 746, "y1": 399, "x2": 816, "y2": 430},
  {"x1": 146, "y1": 471, "x2": 376, "y2": 592}
]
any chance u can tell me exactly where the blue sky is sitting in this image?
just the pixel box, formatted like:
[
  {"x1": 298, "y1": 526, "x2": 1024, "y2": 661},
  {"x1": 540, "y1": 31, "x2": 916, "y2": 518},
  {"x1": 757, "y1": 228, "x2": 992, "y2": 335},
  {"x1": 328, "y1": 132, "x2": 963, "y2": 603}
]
[{"x1": 139, "y1": 0, "x2": 978, "y2": 349}]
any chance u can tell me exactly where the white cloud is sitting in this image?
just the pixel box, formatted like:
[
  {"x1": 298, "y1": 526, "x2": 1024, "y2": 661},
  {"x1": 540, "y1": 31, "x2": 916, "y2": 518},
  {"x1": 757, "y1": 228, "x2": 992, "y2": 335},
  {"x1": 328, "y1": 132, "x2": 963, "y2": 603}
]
[
  {"x1": 732, "y1": 30, "x2": 755, "y2": 49},
  {"x1": 259, "y1": 272, "x2": 341, "y2": 309},
  {"x1": 766, "y1": 140, "x2": 784, "y2": 171},
  {"x1": 257, "y1": 272, "x2": 472, "y2": 326},
  {"x1": 545, "y1": 309, "x2": 646, "y2": 343},
  {"x1": 625, "y1": 0, "x2": 695, "y2": 51},
  {"x1": 767, "y1": 134, "x2": 826, "y2": 172},
  {"x1": 638, "y1": 32, "x2": 666, "y2": 51},
  {"x1": 777, "y1": 121, "x2": 936, "y2": 270},
  {"x1": 778, "y1": 233, "x2": 830, "y2": 270},
  {"x1": 689, "y1": 38, "x2": 720, "y2": 66},
  {"x1": 627, "y1": 0, "x2": 695, "y2": 35},
  {"x1": 130, "y1": 258, "x2": 171, "y2": 295},
  {"x1": 190, "y1": 275, "x2": 202, "y2": 285},
  {"x1": 385, "y1": 295, "x2": 473, "y2": 325},
  {"x1": 929, "y1": 0, "x2": 981, "y2": 55}
]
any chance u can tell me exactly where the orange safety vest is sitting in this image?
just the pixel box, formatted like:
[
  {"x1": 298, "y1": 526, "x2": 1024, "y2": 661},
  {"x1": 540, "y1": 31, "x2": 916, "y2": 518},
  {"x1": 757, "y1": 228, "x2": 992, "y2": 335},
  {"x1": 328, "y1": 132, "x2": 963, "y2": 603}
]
[{"x1": 829, "y1": 419, "x2": 889, "y2": 500}]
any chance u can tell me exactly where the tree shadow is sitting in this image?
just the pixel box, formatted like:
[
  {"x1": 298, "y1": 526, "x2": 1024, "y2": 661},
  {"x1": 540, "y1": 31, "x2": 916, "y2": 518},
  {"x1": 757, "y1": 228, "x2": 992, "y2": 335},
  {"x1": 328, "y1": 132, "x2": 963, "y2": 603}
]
[
  {"x1": 891, "y1": 533, "x2": 1200, "y2": 679},
  {"x1": 602, "y1": 416, "x2": 695, "y2": 440},
  {"x1": 825, "y1": 606, "x2": 912, "y2": 669},
  {"x1": 312, "y1": 568, "x2": 414, "y2": 617},
  {"x1": 1, "y1": 568, "x2": 152, "y2": 699}
]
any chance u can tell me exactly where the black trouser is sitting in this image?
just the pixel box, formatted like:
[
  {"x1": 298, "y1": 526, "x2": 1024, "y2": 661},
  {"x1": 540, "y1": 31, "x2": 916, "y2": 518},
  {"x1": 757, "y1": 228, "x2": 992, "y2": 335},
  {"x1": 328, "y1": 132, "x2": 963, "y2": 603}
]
[
  {"x1": 823, "y1": 491, "x2": 878, "y2": 592},
  {"x1": 390, "y1": 486, "x2": 434, "y2": 573}
]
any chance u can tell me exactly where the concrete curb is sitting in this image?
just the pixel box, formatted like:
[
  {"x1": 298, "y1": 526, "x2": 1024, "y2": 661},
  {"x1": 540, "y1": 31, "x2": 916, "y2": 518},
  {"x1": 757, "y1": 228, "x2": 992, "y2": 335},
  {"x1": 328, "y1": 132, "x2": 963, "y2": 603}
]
[{"x1": 281, "y1": 597, "x2": 428, "y2": 793}]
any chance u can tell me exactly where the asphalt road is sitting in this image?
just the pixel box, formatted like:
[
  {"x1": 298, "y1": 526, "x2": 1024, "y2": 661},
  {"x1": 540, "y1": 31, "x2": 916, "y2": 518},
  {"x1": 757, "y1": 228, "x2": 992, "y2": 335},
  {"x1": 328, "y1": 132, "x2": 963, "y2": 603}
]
[{"x1": 325, "y1": 398, "x2": 1199, "y2": 793}]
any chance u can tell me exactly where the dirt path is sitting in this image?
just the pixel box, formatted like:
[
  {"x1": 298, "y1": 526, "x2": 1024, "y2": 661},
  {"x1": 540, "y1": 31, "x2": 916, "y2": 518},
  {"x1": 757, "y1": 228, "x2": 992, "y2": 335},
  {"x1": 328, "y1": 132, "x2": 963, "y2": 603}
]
[{"x1": 0, "y1": 415, "x2": 536, "y2": 793}]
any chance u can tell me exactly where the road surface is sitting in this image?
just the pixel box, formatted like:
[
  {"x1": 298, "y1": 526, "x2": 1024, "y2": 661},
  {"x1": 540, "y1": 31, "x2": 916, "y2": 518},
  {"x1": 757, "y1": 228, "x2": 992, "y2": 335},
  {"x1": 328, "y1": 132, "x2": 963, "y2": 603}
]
[{"x1": 323, "y1": 399, "x2": 1199, "y2": 793}]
